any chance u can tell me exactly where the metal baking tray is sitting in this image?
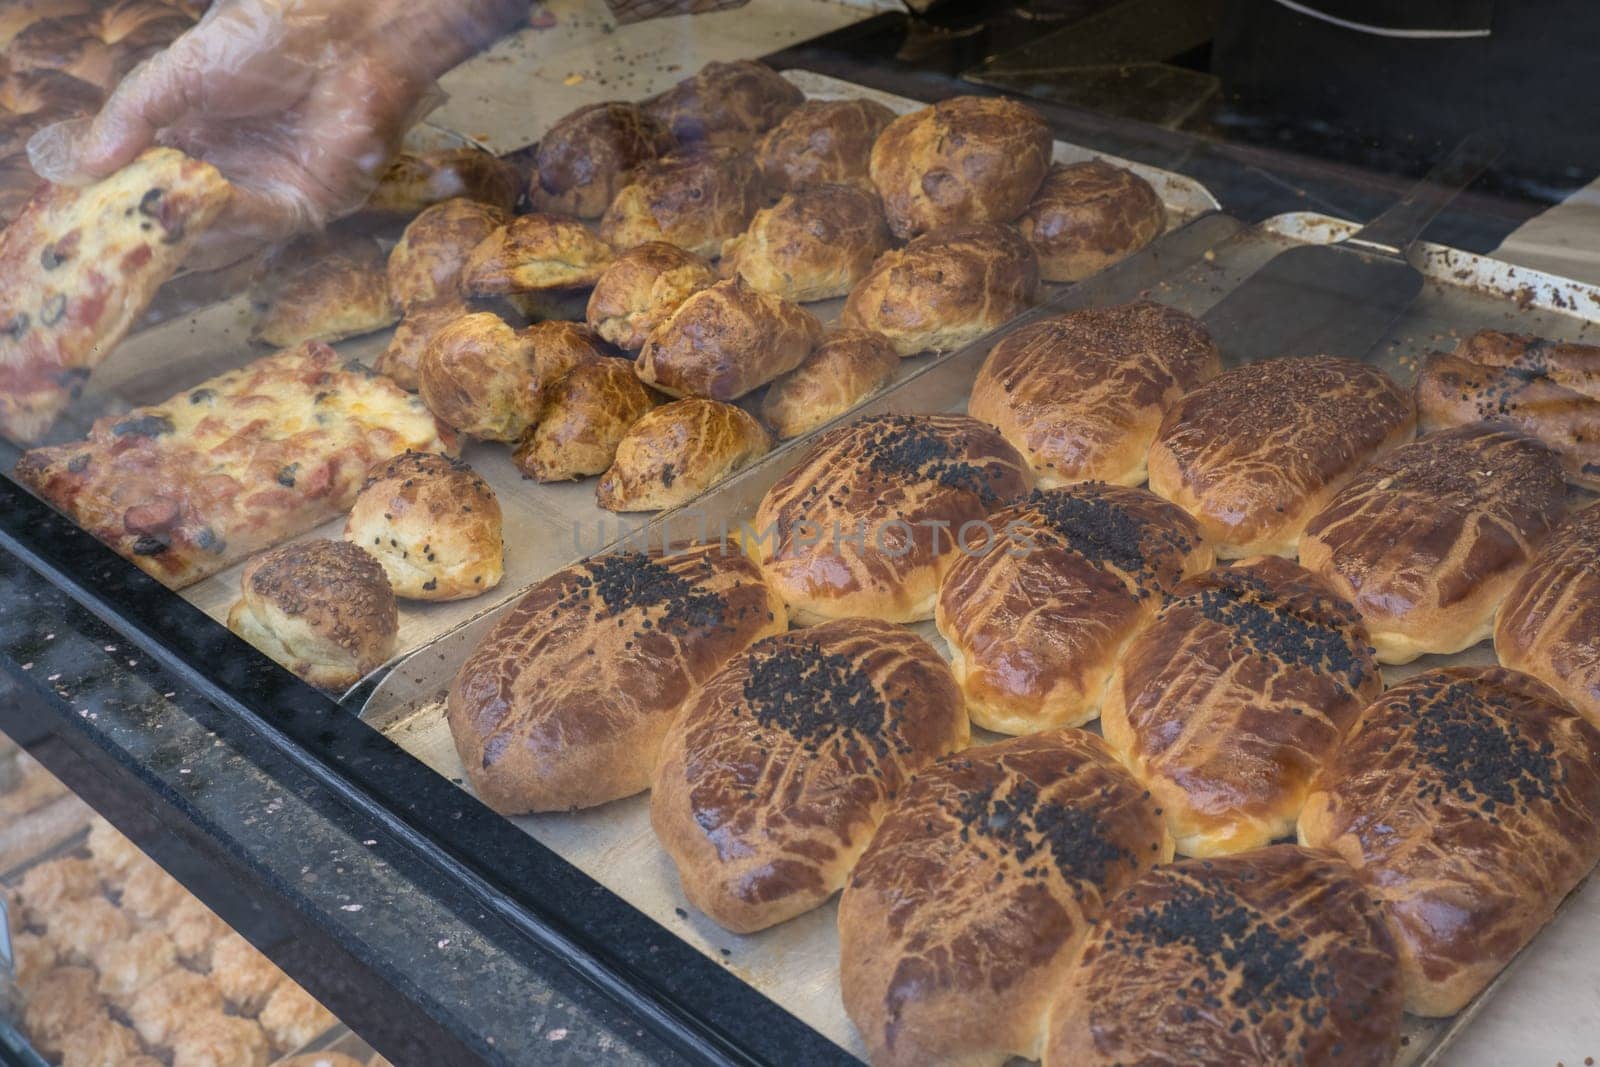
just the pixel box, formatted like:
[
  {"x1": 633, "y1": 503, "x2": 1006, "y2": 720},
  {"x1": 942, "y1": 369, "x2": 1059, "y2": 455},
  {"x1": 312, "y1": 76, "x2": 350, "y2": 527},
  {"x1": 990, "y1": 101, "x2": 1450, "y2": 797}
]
[{"x1": 358, "y1": 209, "x2": 1600, "y2": 1064}]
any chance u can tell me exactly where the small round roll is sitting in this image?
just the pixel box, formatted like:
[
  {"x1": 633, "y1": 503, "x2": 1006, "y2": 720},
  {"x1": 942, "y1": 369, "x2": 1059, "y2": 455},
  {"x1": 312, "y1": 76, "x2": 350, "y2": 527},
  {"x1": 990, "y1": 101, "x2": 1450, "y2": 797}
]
[
  {"x1": 599, "y1": 147, "x2": 762, "y2": 258},
  {"x1": 635, "y1": 276, "x2": 822, "y2": 401},
  {"x1": 761, "y1": 328, "x2": 900, "y2": 439},
  {"x1": 513, "y1": 357, "x2": 660, "y2": 482},
  {"x1": 1016, "y1": 160, "x2": 1166, "y2": 282},
  {"x1": 523, "y1": 320, "x2": 610, "y2": 384},
  {"x1": 720, "y1": 184, "x2": 891, "y2": 302},
  {"x1": 642, "y1": 59, "x2": 803, "y2": 149},
  {"x1": 870, "y1": 95, "x2": 1052, "y2": 240},
  {"x1": 531, "y1": 101, "x2": 675, "y2": 218},
  {"x1": 755, "y1": 97, "x2": 896, "y2": 193},
  {"x1": 460, "y1": 213, "x2": 615, "y2": 295},
  {"x1": 386, "y1": 198, "x2": 509, "y2": 309},
  {"x1": 226, "y1": 540, "x2": 398, "y2": 691},
  {"x1": 417, "y1": 311, "x2": 541, "y2": 442},
  {"x1": 584, "y1": 241, "x2": 717, "y2": 351},
  {"x1": 345, "y1": 452, "x2": 504, "y2": 600},
  {"x1": 596, "y1": 398, "x2": 770, "y2": 512},
  {"x1": 842, "y1": 223, "x2": 1039, "y2": 356}
]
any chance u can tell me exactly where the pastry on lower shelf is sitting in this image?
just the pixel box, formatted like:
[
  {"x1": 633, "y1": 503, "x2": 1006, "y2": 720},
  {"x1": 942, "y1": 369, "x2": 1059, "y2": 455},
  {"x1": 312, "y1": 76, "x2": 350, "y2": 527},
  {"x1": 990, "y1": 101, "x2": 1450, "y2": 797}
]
[
  {"x1": 753, "y1": 413, "x2": 1033, "y2": 624},
  {"x1": 58, "y1": 1015, "x2": 144, "y2": 1067},
  {"x1": 841, "y1": 223, "x2": 1039, "y2": 356},
  {"x1": 1300, "y1": 424, "x2": 1567, "y2": 664},
  {"x1": 16, "y1": 855, "x2": 99, "y2": 927},
  {"x1": 760, "y1": 328, "x2": 899, "y2": 440},
  {"x1": 936, "y1": 484, "x2": 1212, "y2": 734},
  {"x1": 258, "y1": 981, "x2": 338, "y2": 1052},
  {"x1": 45, "y1": 894, "x2": 128, "y2": 964},
  {"x1": 227, "y1": 539, "x2": 399, "y2": 691},
  {"x1": 1044, "y1": 846, "x2": 1403, "y2": 1067},
  {"x1": 720, "y1": 184, "x2": 891, "y2": 302},
  {"x1": 374, "y1": 299, "x2": 474, "y2": 393},
  {"x1": 635, "y1": 276, "x2": 822, "y2": 401},
  {"x1": 755, "y1": 98, "x2": 896, "y2": 194},
  {"x1": 1496, "y1": 500, "x2": 1600, "y2": 726},
  {"x1": 652, "y1": 619, "x2": 969, "y2": 932},
  {"x1": 210, "y1": 933, "x2": 286, "y2": 1014},
  {"x1": 95, "y1": 927, "x2": 179, "y2": 1007},
  {"x1": 1102, "y1": 556, "x2": 1380, "y2": 856},
  {"x1": 585, "y1": 241, "x2": 717, "y2": 351},
  {"x1": 364, "y1": 147, "x2": 519, "y2": 216},
  {"x1": 250, "y1": 233, "x2": 398, "y2": 347},
  {"x1": 1300, "y1": 667, "x2": 1600, "y2": 1016},
  {"x1": 1015, "y1": 160, "x2": 1166, "y2": 282},
  {"x1": 870, "y1": 95, "x2": 1052, "y2": 240},
  {"x1": 599, "y1": 148, "x2": 762, "y2": 258},
  {"x1": 345, "y1": 451, "x2": 504, "y2": 600},
  {"x1": 530, "y1": 101, "x2": 675, "y2": 218},
  {"x1": 968, "y1": 300, "x2": 1219, "y2": 487},
  {"x1": 416, "y1": 311, "x2": 543, "y2": 442},
  {"x1": 448, "y1": 545, "x2": 785, "y2": 813},
  {"x1": 839, "y1": 731, "x2": 1171, "y2": 1066},
  {"x1": 1148, "y1": 356, "x2": 1415, "y2": 557},
  {"x1": 170, "y1": 1011, "x2": 271, "y2": 1067},
  {"x1": 133, "y1": 969, "x2": 226, "y2": 1046},
  {"x1": 87, "y1": 816, "x2": 144, "y2": 880},
  {"x1": 642, "y1": 59, "x2": 802, "y2": 149},
  {"x1": 513, "y1": 357, "x2": 660, "y2": 482},
  {"x1": 165, "y1": 893, "x2": 229, "y2": 969},
  {"x1": 596, "y1": 398, "x2": 770, "y2": 512},
  {"x1": 23, "y1": 965, "x2": 102, "y2": 1059},
  {"x1": 118, "y1": 859, "x2": 185, "y2": 921},
  {"x1": 461, "y1": 213, "x2": 616, "y2": 295},
  {"x1": 386, "y1": 198, "x2": 510, "y2": 310}
]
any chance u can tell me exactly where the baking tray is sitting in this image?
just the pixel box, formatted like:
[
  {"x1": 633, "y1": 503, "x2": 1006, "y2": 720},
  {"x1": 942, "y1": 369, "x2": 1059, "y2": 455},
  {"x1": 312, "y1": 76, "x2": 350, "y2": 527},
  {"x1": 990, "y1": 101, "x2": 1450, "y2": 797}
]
[{"x1": 358, "y1": 210, "x2": 1600, "y2": 1064}]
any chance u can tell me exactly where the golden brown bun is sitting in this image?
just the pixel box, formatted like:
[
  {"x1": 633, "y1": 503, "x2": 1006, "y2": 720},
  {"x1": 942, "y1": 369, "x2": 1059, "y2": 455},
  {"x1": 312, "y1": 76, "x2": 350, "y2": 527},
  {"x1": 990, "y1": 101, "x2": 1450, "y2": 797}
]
[
  {"x1": 840, "y1": 731, "x2": 1171, "y2": 1066},
  {"x1": 1495, "y1": 501, "x2": 1600, "y2": 726},
  {"x1": 598, "y1": 147, "x2": 762, "y2": 258},
  {"x1": 642, "y1": 59, "x2": 802, "y2": 149},
  {"x1": 1045, "y1": 845, "x2": 1403, "y2": 1067},
  {"x1": 365, "y1": 148, "x2": 520, "y2": 216},
  {"x1": 1102, "y1": 557, "x2": 1380, "y2": 857},
  {"x1": 373, "y1": 298, "x2": 473, "y2": 393},
  {"x1": 1300, "y1": 424, "x2": 1566, "y2": 664},
  {"x1": 720, "y1": 184, "x2": 891, "y2": 302},
  {"x1": 24, "y1": 966, "x2": 103, "y2": 1059},
  {"x1": 531, "y1": 101, "x2": 675, "y2": 218},
  {"x1": 170, "y1": 1012, "x2": 270, "y2": 1067},
  {"x1": 250, "y1": 233, "x2": 397, "y2": 347},
  {"x1": 635, "y1": 276, "x2": 822, "y2": 400},
  {"x1": 226, "y1": 539, "x2": 398, "y2": 691},
  {"x1": 651, "y1": 618, "x2": 968, "y2": 933},
  {"x1": 524, "y1": 320, "x2": 611, "y2": 383},
  {"x1": 513, "y1": 357, "x2": 660, "y2": 482},
  {"x1": 1148, "y1": 356, "x2": 1415, "y2": 558},
  {"x1": 936, "y1": 484, "x2": 1213, "y2": 735},
  {"x1": 95, "y1": 928, "x2": 177, "y2": 1007},
  {"x1": 841, "y1": 222, "x2": 1039, "y2": 356},
  {"x1": 417, "y1": 311, "x2": 541, "y2": 442},
  {"x1": 760, "y1": 328, "x2": 899, "y2": 439},
  {"x1": 969, "y1": 301, "x2": 1219, "y2": 487},
  {"x1": 1016, "y1": 160, "x2": 1165, "y2": 282},
  {"x1": 595, "y1": 398, "x2": 770, "y2": 512},
  {"x1": 460, "y1": 213, "x2": 615, "y2": 296},
  {"x1": 128, "y1": 968, "x2": 222, "y2": 1047},
  {"x1": 258, "y1": 983, "x2": 335, "y2": 1053},
  {"x1": 1299, "y1": 666, "x2": 1600, "y2": 1016},
  {"x1": 448, "y1": 546, "x2": 784, "y2": 813},
  {"x1": 754, "y1": 413, "x2": 1034, "y2": 624},
  {"x1": 1416, "y1": 328, "x2": 1600, "y2": 489},
  {"x1": 386, "y1": 198, "x2": 509, "y2": 309},
  {"x1": 344, "y1": 452, "x2": 503, "y2": 600},
  {"x1": 755, "y1": 97, "x2": 896, "y2": 194},
  {"x1": 870, "y1": 95, "x2": 1052, "y2": 240},
  {"x1": 584, "y1": 241, "x2": 717, "y2": 351}
]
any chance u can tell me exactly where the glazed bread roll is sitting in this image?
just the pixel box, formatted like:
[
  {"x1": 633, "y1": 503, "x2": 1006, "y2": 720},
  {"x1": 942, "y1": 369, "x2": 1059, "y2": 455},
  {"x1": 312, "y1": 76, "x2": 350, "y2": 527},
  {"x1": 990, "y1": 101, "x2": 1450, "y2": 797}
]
[
  {"x1": 720, "y1": 184, "x2": 891, "y2": 302},
  {"x1": 841, "y1": 223, "x2": 1039, "y2": 356},
  {"x1": 761, "y1": 328, "x2": 899, "y2": 439},
  {"x1": 642, "y1": 59, "x2": 803, "y2": 148},
  {"x1": 1149, "y1": 356, "x2": 1415, "y2": 557},
  {"x1": 599, "y1": 148, "x2": 763, "y2": 258},
  {"x1": 1416, "y1": 328, "x2": 1600, "y2": 489},
  {"x1": 756, "y1": 97, "x2": 895, "y2": 193},
  {"x1": 840, "y1": 731, "x2": 1171, "y2": 1066},
  {"x1": 1045, "y1": 846, "x2": 1403, "y2": 1067},
  {"x1": 969, "y1": 301, "x2": 1219, "y2": 487},
  {"x1": 584, "y1": 241, "x2": 717, "y2": 351},
  {"x1": 1103, "y1": 556, "x2": 1380, "y2": 856},
  {"x1": 524, "y1": 320, "x2": 610, "y2": 382},
  {"x1": 447, "y1": 546, "x2": 784, "y2": 813},
  {"x1": 1301, "y1": 424, "x2": 1567, "y2": 663},
  {"x1": 1496, "y1": 501, "x2": 1600, "y2": 725},
  {"x1": 417, "y1": 311, "x2": 542, "y2": 442},
  {"x1": 461, "y1": 213, "x2": 615, "y2": 295},
  {"x1": 1016, "y1": 160, "x2": 1165, "y2": 282},
  {"x1": 870, "y1": 95, "x2": 1052, "y2": 240},
  {"x1": 227, "y1": 539, "x2": 398, "y2": 691},
  {"x1": 374, "y1": 299, "x2": 473, "y2": 393},
  {"x1": 651, "y1": 618, "x2": 968, "y2": 932},
  {"x1": 513, "y1": 356, "x2": 659, "y2": 482},
  {"x1": 936, "y1": 484, "x2": 1213, "y2": 734},
  {"x1": 364, "y1": 147, "x2": 520, "y2": 216},
  {"x1": 250, "y1": 233, "x2": 397, "y2": 347},
  {"x1": 530, "y1": 101, "x2": 675, "y2": 218},
  {"x1": 634, "y1": 276, "x2": 822, "y2": 400},
  {"x1": 596, "y1": 398, "x2": 770, "y2": 512},
  {"x1": 386, "y1": 198, "x2": 509, "y2": 309},
  {"x1": 1299, "y1": 667, "x2": 1600, "y2": 1016},
  {"x1": 344, "y1": 452, "x2": 503, "y2": 600},
  {"x1": 753, "y1": 413, "x2": 1034, "y2": 624}
]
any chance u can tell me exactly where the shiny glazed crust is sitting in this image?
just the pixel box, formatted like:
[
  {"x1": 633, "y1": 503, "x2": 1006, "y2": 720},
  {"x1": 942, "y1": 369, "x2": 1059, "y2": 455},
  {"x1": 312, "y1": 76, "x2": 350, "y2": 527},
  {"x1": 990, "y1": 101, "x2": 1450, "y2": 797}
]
[
  {"x1": 760, "y1": 328, "x2": 899, "y2": 439},
  {"x1": 513, "y1": 356, "x2": 659, "y2": 482},
  {"x1": 756, "y1": 98, "x2": 896, "y2": 193},
  {"x1": 598, "y1": 148, "x2": 763, "y2": 258},
  {"x1": 642, "y1": 59, "x2": 803, "y2": 148},
  {"x1": 595, "y1": 397, "x2": 770, "y2": 512},
  {"x1": 417, "y1": 311, "x2": 542, "y2": 442},
  {"x1": 531, "y1": 101, "x2": 675, "y2": 218},
  {"x1": 720, "y1": 184, "x2": 891, "y2": 302},
  {"x1": 584, "y1": 241, "x2": 717, "y2": 350},
  {"x1": 634, "y1": 276, "x2": 822, "y2": 400},
  {"x1": 1015, "y1": 160, "x2": 1166, "y2": 282},
  {"x1": 460, "y1": 213, "x2": 616, "y2": 294},
  {"x1": 385, "y1": 198, "x2": 509, "y2": 309},
  {"x1": 839, "y1": 731, "x2": 1172, "y2": 1065},
  {"x1": 374, "y1": 299, "x2": 473, "y2": 392}
]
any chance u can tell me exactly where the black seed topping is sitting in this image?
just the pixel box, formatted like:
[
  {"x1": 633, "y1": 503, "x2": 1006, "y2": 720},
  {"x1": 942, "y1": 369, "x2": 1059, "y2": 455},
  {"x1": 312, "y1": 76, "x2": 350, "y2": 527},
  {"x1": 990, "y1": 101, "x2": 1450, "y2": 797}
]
[
  {"x1": 1179, "y1": 568, "x2": 1368, "y2": 687},
  {"x1": 736, "y1": 639, "x2": 905, "y2": 759},
  {"x1": 1023, "y1": 486, "x2": 1192, "y2": 598},
  {"x1": 111, "y1": 413, "x2": 175, "y2": 438},
  {"x1": 560, "y1": 551, "x2": 726, "y2": 638},
  {"x1": 864, "y1": 416, "x2": 1005, "y2": 505},
  {"x1": 1400, "y1": 679, "x2": 1559, "y2": 814},
  {"x1": 954, "y1": 777, "x2": 1133, "y2": 885}
]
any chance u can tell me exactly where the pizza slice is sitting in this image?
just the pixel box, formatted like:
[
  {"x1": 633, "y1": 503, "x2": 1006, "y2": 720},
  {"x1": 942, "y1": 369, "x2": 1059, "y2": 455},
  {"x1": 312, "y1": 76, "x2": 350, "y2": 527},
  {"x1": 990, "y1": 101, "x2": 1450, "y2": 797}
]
[
  {"x1": 0, "y1": 146, "x2": 231, "y2": 443},
  {"x1": 14, "y1": 341, "x2": 460, "y2": 589}
]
